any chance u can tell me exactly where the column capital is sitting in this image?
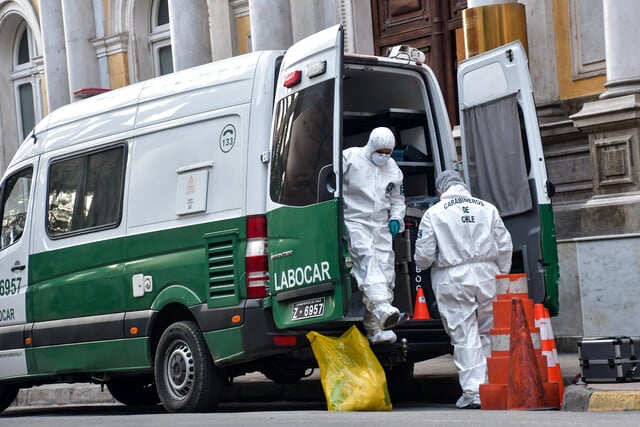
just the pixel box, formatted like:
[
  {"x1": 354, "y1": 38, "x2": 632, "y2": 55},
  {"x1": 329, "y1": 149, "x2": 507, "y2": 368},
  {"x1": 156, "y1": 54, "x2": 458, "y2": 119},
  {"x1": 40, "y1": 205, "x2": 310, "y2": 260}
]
[{"x1": 570, "y1": 94, "x2": 640, "y2": 132}]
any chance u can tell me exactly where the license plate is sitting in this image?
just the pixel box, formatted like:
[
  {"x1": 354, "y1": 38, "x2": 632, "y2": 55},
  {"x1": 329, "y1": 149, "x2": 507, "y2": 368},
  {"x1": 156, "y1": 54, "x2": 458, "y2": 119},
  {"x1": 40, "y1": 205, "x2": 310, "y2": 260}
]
[{"x1": 291, "y1": 297, "x2": 325, "y2": 321}]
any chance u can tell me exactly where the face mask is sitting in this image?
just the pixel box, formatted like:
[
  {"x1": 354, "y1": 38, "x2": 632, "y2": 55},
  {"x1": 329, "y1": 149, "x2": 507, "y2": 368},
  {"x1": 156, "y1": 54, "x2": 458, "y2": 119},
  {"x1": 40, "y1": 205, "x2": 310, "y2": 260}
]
[{"x1": 371, "y1": 153, "x2": 390, "y2": 166}]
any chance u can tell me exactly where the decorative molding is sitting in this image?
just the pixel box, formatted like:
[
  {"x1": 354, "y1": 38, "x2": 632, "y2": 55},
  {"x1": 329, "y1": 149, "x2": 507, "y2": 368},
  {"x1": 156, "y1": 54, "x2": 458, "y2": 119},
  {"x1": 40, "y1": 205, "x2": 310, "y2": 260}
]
[
  {"x1": 230, "y1": 0, "x2": 249, "y2": 17},
  {"x1": 592, "y1": 134, "x2": 635, "y2": 188},
  {"x1": 92, "y1": 33, "x2": 130, "y2": 58},
  {"x1": 338, "y1": 0, "x2": 354, "y2": 53}
]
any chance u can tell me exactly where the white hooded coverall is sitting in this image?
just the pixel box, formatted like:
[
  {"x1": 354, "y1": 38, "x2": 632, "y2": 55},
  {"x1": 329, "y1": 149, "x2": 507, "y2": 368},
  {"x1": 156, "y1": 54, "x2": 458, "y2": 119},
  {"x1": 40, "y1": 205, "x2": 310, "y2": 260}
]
[
  {"x1": 414, "y1": 175, "x2": 512, "y2": 407},
  {"x1": 343, "y1": 127, "x2": 405, "y2": 342}
]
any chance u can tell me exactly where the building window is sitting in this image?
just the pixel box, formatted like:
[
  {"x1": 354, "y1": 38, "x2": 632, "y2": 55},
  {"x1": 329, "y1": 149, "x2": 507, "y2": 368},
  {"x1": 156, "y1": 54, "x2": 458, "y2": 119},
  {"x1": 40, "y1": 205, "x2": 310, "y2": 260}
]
[
  {"x1": 17, "y1": 28, "x2": 29, "y2": 65},
  {"x1": 11, "y1": 23, "x2": 40, "y2": 142},
  {"x1": 17, "y1": 83, "x2": 35, "y2": 140},
  {"x1": 150, "y1": 0, "x2": 173, "y2": 75}
]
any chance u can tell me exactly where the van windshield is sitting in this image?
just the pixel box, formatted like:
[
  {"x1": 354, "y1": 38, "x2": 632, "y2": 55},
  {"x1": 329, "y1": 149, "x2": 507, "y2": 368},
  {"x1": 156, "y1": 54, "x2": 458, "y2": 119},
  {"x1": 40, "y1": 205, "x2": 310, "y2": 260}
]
[{"x1": 270, "y1": 79, "x2": 334, "y2": 206}]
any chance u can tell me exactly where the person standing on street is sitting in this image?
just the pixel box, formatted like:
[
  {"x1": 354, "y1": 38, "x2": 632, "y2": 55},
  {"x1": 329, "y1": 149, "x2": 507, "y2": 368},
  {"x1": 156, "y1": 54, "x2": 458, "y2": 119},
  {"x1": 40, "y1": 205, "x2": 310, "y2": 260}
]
[
  {"x1": 414, "y1": 170, "x2": 512, "y2": 408},
  {"x1": 343, "y1": 127, "x2": 405, "y2": 344}
]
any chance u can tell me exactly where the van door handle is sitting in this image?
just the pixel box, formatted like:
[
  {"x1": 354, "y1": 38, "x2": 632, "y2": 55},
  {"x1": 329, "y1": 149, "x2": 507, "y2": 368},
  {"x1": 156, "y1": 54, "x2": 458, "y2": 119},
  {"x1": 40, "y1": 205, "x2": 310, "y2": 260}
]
[{"x1": 11, "y1": 263, "x2": 26, "y2": 272}]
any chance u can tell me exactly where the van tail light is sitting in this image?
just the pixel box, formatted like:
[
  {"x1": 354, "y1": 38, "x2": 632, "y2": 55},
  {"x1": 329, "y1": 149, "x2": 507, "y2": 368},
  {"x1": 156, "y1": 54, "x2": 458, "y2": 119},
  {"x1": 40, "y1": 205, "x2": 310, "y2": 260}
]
[
  {"x1": 273, "y1": 335, "x2": 297, "y2": 346},
  {"x1": 283, "y1": 70, "x2": 302, "y2": 88},
  {"x1": 246, "y1": 215, "x2": 268, "y2": 298}
]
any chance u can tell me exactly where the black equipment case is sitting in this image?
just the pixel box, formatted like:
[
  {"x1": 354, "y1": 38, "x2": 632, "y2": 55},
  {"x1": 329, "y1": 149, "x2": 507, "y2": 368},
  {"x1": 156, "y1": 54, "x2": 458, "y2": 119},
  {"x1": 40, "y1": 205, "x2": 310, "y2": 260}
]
[{"x1": 578, "y1": 337, "x2": 639, "y2": 383}]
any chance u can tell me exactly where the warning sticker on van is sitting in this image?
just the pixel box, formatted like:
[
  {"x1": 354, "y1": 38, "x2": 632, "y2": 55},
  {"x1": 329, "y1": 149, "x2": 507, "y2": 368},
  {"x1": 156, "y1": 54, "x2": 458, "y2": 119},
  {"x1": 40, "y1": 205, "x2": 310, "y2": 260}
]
[{"x1": 291, "y1": 297, "x2": 325, "y2": 321}]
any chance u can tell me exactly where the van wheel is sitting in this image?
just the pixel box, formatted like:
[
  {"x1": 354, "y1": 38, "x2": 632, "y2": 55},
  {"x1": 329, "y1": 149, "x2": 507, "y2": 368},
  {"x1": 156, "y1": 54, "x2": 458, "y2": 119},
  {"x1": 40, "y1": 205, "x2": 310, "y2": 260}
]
[
  {"x1": 106, "y1": 377, "x2": 160, "y2": 406},
  {"x1": 0, "y1": 384, "x2": 19, "y2": 413},
  {"x1": 154, "y1": 321, "x2": 223, "y2": 412}
]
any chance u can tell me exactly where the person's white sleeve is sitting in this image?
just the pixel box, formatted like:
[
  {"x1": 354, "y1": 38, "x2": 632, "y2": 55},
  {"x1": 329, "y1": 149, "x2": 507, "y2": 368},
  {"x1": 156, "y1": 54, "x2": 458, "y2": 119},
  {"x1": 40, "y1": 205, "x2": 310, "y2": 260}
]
[
  {"x1": 493, "y1": 211, "x2": 513, "y2": 274},
  {"x1": 389, "y1": 168, "x2": 406, "y2": 232},
  {"x1": 414, "y1": 212, "x2": 437, "y2": 270},
  {"x1": 342, "y1": 151, "x2": 352, "y2": 183}
]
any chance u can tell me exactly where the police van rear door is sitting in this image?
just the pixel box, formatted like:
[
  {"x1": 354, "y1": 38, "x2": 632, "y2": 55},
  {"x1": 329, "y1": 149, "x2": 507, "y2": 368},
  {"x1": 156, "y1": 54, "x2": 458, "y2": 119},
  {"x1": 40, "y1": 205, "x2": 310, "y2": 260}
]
[
  {"x1": 457, "y1": 41, "x2": 559, "y2": 314},
  {"x1": 266, "y1": 25, "x2": 348, "y2": 328}
]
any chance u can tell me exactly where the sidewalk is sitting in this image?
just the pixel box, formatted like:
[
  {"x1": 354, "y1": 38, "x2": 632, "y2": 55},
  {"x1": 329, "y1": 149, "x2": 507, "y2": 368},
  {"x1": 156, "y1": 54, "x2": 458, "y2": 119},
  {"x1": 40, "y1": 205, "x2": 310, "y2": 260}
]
[{"x1": 8, "y1": 351, "x2": 640, "y2": 412}]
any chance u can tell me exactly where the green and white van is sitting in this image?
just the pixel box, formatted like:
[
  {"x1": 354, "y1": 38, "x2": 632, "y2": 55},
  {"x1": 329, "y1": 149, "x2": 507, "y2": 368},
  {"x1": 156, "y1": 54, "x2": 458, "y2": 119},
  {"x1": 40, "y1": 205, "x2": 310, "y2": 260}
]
[{"x1": 0, "y1": 25, "x2": 558, "y2": 412}]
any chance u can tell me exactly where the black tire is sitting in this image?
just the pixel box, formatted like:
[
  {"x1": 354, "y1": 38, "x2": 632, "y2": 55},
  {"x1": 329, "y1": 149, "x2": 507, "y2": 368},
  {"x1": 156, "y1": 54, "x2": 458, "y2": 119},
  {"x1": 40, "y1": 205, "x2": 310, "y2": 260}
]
[
  {"x1": 154, "y1": 321, "x2": 223, "y2": 413},
  {"x1": 0, "y1": 383, "x2": 19, "y2": 413},
  {"x1": 106, "y1": 377, "x2": 160, "y2": 406}
]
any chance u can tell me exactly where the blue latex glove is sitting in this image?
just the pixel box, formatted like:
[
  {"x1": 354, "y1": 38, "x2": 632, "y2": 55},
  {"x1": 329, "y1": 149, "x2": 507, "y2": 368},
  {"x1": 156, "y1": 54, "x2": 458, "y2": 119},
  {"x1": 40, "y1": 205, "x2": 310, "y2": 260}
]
[{"x1": 389, "y1": 220, "x2": 400, "y2": 237}]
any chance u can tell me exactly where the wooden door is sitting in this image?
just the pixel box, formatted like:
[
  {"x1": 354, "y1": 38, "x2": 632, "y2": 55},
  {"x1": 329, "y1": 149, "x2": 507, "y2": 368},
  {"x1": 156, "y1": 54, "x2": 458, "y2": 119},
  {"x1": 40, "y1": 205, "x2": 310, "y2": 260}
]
[{"x1": 371, "y1": 0, "x2": 467, "y2": 125}]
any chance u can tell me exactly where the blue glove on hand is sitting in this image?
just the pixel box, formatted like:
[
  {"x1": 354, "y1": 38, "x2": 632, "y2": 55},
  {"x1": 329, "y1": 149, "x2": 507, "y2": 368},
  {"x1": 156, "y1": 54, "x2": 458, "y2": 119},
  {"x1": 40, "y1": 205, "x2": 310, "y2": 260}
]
[{"x1": 389, "y1": 220, "x2": 400, "y2": 237}]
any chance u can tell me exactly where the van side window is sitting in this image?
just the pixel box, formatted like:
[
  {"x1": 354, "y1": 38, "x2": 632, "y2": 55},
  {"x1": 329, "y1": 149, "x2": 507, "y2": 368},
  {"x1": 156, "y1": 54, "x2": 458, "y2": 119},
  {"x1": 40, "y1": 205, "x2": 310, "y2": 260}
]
[
  {"x1": 47, "y1": 146, "x2": 126, "y2": 237},
  {"x1": 270, "y1": 79, "x2": 334, "y2": 206},
  {"x1": 0, "y1": 167, "x2": 33, "y2": 250}
]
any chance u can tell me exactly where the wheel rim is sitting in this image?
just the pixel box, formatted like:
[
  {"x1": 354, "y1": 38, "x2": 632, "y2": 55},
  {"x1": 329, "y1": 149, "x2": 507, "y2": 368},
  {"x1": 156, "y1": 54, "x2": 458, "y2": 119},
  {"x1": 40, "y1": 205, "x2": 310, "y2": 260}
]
[{"x1": 164, "y1": 339, "x2": 194, "y2": 400}]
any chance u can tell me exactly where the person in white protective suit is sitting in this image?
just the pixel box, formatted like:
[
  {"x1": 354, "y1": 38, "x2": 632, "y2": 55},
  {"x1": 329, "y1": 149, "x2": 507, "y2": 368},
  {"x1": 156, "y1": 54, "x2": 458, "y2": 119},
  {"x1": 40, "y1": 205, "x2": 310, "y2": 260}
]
[
  {"x1": 343, "y1": 127, "x2": 405, "y2": 344},
  {"x1": 414, "y1": 170, "x2": 512, "y2": 409}
]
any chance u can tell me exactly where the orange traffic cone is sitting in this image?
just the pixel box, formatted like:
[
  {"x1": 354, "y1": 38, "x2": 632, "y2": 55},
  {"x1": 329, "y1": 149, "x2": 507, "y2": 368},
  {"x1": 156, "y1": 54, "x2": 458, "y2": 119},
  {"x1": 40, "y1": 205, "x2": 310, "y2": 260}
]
[
  {"x1": 535, "y1": 304, "x2": 564, "y2": 406},
  {"x1": 507, "y1": 297, "x2": 547, "y2": 410},
  {"x1": 413, "y1": 285, "x2": 431, "y2": 320}
]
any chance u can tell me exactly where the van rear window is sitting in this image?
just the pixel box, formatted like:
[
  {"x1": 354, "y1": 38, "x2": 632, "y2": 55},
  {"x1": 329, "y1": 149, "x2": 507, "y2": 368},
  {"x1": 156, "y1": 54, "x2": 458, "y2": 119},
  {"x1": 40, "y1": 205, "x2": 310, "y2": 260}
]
[{"x1": 47, "y1": 145, "x2": 126, "y2": 237}]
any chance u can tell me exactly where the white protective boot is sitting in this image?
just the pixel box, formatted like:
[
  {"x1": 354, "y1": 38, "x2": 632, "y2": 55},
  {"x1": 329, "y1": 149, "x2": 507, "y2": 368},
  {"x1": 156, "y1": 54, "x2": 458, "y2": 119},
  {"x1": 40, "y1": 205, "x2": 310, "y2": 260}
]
[
  {"x1": 456, "y1": 392, "x2": 481, "y2": 409},
  {"x1": 372, "y1": 302, "x2": 401, "y2": 330},
  {"x1": 367, "y1": 329, "x2": 397, "y2": 344},
  {"x1": 363, "y1": 311, "x2": 397, "y2": 344}
]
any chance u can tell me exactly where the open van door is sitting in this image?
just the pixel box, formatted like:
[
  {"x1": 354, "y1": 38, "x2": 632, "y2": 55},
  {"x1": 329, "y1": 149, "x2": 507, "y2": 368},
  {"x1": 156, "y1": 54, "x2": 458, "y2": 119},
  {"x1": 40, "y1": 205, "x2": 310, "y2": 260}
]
[
  {"x1": 266, "y1": 25, "x2": 348, "y2": 328},
  {"x1": 457, "y1": 41, "x2": 559, "y2": 315}
]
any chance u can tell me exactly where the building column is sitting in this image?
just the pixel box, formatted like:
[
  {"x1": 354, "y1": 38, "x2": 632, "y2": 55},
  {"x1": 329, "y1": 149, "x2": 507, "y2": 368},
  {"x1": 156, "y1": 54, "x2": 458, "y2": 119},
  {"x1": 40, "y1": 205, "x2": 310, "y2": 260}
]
[
  {"x1": 600, "y1": 0, "x2": 640, "y2": 99},
  {"x1": 569, "y1": 0, "x2": 640, "y2": 337},
  {"x1": 571, "y1": 0, "x2": 640, "y2": 197},
  {"x1": 208, "y1": 0, "x2": 237, "y2": 60},
  {"x1": 168, "y1": 0, "x2": 212, "y2": 71},
  {"x1": 248, "y1": 0, "x2": 292, "y2": 51},
  {"x1": 39, "y1": 0, "x2": 70, "y2": 112},
  {"x1": 61, "y1": 0, "x2": 101, "y2": 99},
  {"x1": 462, "y1": 0, "x2": 526, "y2": 59},
  {"x1": 289, "y1": 0, "x2": 337, "y2": 43}
]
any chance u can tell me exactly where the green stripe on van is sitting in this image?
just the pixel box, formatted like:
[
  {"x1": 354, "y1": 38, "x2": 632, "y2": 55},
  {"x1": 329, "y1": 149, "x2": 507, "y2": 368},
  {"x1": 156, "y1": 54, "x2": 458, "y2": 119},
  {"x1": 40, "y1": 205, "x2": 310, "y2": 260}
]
[
  {"x1": 540, "y1": 203, "x2": 559, "y2": 316},
  {"x1": 28, "y1": 217, "x2": 246, "y2": 322}
]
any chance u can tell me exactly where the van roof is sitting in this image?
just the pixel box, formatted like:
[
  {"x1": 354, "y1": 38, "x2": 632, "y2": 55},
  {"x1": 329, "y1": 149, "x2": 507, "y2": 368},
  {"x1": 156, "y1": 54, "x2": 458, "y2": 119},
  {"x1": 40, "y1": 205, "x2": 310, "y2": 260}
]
[
  {"x1": 7, "y1": 51, "x2": 281, "y2": 170},
  {"x1": 41, "y1": 51, "x2": 272, "y2": 134}
]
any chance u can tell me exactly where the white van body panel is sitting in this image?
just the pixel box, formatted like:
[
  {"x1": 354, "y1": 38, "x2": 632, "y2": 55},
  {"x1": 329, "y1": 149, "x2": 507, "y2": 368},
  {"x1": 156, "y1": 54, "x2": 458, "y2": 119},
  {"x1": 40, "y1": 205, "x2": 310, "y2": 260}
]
[{"x1": 24, "y1": 52, "x2": 282, "y2": 251}]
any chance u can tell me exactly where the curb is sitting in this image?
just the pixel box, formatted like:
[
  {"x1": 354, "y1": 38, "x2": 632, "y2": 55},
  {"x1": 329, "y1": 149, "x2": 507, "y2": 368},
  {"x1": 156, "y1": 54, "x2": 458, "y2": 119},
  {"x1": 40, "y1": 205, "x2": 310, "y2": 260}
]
[
  {"x1": 588, "y1": 390, "x2": 640, "y2": 411},
  {"x1": 563, "y1": 383, "x2": 640, "y2": 412}
]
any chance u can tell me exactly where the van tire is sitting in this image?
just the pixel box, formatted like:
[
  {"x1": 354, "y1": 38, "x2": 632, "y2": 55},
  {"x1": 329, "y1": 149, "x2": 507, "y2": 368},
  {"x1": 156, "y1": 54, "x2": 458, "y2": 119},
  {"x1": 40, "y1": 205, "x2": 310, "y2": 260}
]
[
  {"x1": 154, "y1": 321, "x2": 223, "y2": 412},
  {"x1": 106, "y1": 377, "x2": 160, "y2": 406},
  {"x1": 0, "y1": 384, "x2": 19, "y2": 413}
]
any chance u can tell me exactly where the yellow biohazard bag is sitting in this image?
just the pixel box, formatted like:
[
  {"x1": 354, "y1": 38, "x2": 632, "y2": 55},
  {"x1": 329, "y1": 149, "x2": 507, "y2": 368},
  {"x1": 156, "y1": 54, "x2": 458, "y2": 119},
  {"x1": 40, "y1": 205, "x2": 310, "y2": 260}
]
[{"x1": 306, "y1": 325, "x2": 392, "y2": 411}]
